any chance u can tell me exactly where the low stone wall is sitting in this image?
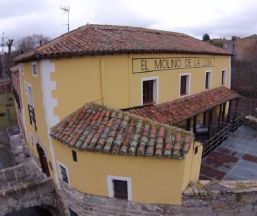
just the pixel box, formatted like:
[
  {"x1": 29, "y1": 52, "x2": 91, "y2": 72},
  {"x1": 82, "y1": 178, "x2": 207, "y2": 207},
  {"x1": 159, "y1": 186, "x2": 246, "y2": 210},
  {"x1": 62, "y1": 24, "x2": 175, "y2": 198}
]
[
  {"x1": 183, "y1": 180, "x2": 257, "y2": 215},
  {"x1": 244, "y1": 115, "x2": 257, "y2": 130},
  {"x1": 59, "y1": 180, "x2": 257, "y2": 216}
]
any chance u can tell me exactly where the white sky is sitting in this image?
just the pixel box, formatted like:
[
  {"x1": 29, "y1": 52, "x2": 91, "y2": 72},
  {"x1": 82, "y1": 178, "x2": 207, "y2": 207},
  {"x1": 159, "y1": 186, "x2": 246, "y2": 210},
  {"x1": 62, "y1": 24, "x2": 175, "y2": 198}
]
[{"x1": 0, "y1": 0, "x2": 257, "y2": 45}]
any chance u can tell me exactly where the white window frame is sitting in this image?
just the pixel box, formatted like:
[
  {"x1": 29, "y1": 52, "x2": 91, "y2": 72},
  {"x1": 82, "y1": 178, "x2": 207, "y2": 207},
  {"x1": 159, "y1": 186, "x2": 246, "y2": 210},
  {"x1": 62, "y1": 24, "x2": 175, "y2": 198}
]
[
  {"x1": 204, "y1": 70, "x2": 212, "y2": 90},
  {"x1": 140, "y1": 76, "x2": 159, "y2": 106},
  {"x1": 107, "y1": 175, "x2": 132, "y2": 201},
  {"x1": 179, "y1": 73, "x2": 191, "y2": 97},
  {"x1": 221, "y1": 69, "x2": 226, "y2": 86},
  {"x1": 57, "y1": 161, "x2": 70, "y2": 185},
  {"x1": 24, "y1": 81, "x2": 28, "y2": 95},
  {"x1": 31, "y1": 62, "x2": 37, "y2": 77},
  {"x1": 19, "y1": 63, "x2": 24, "y2": 75},
  {"x1": 26, "y1": 82, "x2": 34, "y2": 107}
]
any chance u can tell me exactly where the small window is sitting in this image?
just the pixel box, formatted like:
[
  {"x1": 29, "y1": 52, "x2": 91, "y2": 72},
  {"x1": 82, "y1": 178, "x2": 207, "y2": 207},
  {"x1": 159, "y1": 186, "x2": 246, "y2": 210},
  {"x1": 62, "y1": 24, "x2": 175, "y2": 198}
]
[
  {"x1": 19, "y1": 64, "x2": 24, "y2": 74},
  {"x1": 107, "y1": 176, "x2": 132, "y2": 201},
  {"x1": 24, "y1": 81, "x2": 27, "y2": 94},
  {"x1": 59, "y1": 164, "x2": 69, "y2": 184},
  {"x1": 72, "y1": 150, "x2": 77, "y2": 162},
  {"x1": 194, "y1": 146, "x2": 198, "y2": 155},
  {"x1": 27, "y1": 84, "x2": 34, "y2": 107},
  {"x1": 205, "y1": 71, "x2": 211, "y2": 89},
  {"x1": 221, "y1": 70, "x2": 226, "y2": 85},
  {"x1": 180, "y1": 74, "x2": 190, "y2": 96},
  {"x1": 32, "y1": 62, "x2": 37, "y2": 76},
  {"x1": 113, "y1": 180, "x2": 128, "y2": 199},
  {"x1": 69, "y1": 208, "x2": 78, "y2": 216}
]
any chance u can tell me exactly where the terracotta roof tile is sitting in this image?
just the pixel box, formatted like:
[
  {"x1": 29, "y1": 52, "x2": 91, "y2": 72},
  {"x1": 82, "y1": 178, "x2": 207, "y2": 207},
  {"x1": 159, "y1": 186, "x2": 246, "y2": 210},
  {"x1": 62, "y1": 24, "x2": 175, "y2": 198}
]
[
  {"x1": 50, "y1": 103, "x2": 194, "y2": 159},
  {"x1": 126, "y1": 87, "x2": 240, "y2": 125},
  {"x1": 16, "y1": 24, "x2": 231, "y2": 62}
]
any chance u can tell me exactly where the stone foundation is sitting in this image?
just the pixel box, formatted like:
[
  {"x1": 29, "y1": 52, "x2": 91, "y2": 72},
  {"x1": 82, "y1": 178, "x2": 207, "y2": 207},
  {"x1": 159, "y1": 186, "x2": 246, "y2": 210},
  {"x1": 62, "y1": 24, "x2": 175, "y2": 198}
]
[
  {"x1": 58, "y1": 180, "x2": 257, "y2": 216},
  {"x1": 0, "y1": 133, "x2": 64, "y2": 216}
]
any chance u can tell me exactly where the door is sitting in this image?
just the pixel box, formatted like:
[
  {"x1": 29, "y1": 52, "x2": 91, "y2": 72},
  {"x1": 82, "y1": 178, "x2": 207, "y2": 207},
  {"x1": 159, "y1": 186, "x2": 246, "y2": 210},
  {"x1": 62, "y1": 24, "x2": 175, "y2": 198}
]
[{"x1": 36, "y1": 144, "x2": 50, "y2": 177}]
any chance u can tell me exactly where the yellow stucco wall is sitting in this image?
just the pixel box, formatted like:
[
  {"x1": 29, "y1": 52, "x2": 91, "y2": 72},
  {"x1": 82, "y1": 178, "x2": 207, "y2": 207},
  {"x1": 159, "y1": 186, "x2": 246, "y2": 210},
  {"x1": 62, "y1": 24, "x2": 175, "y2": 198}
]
[
  {"x1": 53, "y1": 139, "x2": 202, "y2": 205},
  {"x1": 19, "y1": 52, "x2": 230, "y2": 204},
  {"x1": 51, "y1": 53, "x2": 231, "y2": 118},
  {"x1": 20, "y1": 61, "x2": 56, "y2": 178}
]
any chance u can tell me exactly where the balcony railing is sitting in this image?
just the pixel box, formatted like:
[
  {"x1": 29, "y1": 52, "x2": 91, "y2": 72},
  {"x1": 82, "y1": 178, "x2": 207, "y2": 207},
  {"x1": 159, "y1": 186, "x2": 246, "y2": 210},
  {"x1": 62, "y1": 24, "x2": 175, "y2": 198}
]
[
  {"x1": 28, "y1": 104, "x2": 37, "y2": 131},
  {"x1": 196, "y1": 113, "x2": 245, "y2": 158}
]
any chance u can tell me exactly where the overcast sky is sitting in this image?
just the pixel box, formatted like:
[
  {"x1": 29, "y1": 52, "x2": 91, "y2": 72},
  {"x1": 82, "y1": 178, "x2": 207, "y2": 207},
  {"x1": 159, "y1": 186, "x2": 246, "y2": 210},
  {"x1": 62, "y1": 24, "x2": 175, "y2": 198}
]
[{"x1": 0, "y1": 0, "x2": 257, "y2": 46}]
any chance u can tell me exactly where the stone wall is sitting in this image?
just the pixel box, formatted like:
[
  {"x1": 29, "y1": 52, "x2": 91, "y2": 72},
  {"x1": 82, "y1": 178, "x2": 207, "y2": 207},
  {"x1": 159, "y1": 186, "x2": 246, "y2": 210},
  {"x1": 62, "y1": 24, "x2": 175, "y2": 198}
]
[
  {"x1": 244, "y1": 115, "x2": 257, "y2": 130},
  {"x1": 0, "y1": 133, "x2": 65, "y2": 216},
  {"x1": 59, "y1": 180, "x2": 257, "y2": 216}
]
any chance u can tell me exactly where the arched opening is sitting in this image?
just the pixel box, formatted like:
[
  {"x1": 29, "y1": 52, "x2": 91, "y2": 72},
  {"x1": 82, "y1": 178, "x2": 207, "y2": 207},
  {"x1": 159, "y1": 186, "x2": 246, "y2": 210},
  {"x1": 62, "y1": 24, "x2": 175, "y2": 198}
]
[{"x1": 5, "y1": 206, "x2": 53, "y2": 216}]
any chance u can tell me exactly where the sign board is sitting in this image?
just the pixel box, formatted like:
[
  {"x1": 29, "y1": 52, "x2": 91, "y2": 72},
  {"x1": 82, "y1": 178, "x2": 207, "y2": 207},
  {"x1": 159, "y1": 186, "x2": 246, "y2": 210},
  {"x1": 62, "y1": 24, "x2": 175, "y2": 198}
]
[{"x1": 132, "y1": 57, "x2": 215, "y2": 73}]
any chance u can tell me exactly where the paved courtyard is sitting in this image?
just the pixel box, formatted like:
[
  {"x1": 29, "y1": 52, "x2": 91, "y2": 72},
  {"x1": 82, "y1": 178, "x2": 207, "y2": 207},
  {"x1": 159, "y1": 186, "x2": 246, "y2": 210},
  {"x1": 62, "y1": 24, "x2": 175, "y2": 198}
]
[{"x1": 200, "y1": 125, "x2": 257, "y2": 180}]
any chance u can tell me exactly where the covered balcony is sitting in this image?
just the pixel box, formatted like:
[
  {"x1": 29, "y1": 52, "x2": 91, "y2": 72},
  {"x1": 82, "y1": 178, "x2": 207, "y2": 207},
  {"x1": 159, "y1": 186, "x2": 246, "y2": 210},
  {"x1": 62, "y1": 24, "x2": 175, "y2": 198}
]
[{"x1": 126, "y1": 87, "x2": 241, "y2": 158}]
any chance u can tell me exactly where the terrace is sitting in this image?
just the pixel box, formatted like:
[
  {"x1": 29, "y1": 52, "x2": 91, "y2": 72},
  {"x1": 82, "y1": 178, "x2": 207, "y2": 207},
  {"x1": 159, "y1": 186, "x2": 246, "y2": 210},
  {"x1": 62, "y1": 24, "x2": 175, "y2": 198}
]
[{"x1": 200, "y1": 124, "x2": 257, "y2": 180}]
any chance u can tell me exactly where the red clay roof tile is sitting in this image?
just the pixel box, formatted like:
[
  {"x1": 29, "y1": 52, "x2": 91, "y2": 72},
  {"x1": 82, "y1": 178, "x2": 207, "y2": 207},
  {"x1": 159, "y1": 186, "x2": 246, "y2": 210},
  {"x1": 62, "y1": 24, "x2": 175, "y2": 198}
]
[
  {"x1": 15, "y1": 24, "x2": 231, "y2": 62},
  {"x1": 126, "y1": 87, "x2": 240, "y2": 125},
  {"x1": 50, "y1": 103, "x2": 194, "y2": 159}
]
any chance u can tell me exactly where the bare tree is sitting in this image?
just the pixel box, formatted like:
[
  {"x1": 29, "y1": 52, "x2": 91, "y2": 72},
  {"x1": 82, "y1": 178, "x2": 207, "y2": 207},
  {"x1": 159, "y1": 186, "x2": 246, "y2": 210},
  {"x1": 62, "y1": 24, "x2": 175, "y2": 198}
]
[{"x1": 16, "y1": 34, "x2": 51, "y2": 53}]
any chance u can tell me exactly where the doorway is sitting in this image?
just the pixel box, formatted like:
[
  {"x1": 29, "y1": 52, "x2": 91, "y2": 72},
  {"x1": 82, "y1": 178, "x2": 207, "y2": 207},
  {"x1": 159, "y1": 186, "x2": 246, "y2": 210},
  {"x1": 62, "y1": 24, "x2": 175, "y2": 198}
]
[{"x1": 36, "y1": 144, "x2": 50, "y2": 177}]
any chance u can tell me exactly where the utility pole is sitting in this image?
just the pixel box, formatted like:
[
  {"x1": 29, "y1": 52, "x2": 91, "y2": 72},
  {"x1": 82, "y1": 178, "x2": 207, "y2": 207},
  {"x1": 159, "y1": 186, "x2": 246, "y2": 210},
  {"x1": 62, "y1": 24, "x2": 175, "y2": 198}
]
[
  {"x1": 60, "y1": 6, "x2": 70, "y2": 32},
  {"x1": 0, "y1": 32, "x2": 7, "y2": 78}
]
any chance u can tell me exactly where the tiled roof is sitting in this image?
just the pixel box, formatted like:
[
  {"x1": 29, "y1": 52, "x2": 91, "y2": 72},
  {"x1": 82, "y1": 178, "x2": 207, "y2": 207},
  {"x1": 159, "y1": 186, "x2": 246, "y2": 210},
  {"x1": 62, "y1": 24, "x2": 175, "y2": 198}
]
[
  {"x1": 16, "y1": 24, "x2": 231, "y2": 62},
  {"x1": 50, "y1": 103, "x2": 194, "y2": 159},
  {"x1": 126, "y1": 87, "x2": 240, "y2": 125}
]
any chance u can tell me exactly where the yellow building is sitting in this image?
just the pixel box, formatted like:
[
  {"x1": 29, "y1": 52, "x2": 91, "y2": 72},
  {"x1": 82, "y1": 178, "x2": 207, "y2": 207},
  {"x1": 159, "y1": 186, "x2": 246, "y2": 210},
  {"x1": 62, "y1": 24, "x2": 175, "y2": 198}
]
[{"x1": 14, "y1": 24, "x2": 240, "y2": 210}]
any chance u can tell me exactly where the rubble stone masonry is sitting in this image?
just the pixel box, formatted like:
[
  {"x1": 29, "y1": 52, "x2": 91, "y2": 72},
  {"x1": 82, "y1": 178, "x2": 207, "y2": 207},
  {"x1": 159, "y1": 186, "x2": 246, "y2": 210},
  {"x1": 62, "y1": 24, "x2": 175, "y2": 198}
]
[{"x1": 59, "y1": 180, "x2": 257, "y2": 216}]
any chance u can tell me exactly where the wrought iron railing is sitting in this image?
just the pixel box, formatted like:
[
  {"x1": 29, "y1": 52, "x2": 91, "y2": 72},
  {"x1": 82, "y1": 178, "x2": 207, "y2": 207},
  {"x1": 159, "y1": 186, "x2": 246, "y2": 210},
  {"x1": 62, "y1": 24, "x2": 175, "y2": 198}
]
[
  {"x1": 198, "y1": 113, "x2": 245, "y2": 158},
  {"x1": 28, "y1": 104, "x2": 37, "y2": 131}
]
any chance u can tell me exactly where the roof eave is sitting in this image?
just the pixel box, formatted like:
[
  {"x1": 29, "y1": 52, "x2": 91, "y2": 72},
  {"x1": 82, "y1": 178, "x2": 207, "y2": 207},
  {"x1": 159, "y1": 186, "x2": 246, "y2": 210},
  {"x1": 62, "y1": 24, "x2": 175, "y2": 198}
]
[{"x1": 15, "y1": 49, "x2": 232, "y2": 63}]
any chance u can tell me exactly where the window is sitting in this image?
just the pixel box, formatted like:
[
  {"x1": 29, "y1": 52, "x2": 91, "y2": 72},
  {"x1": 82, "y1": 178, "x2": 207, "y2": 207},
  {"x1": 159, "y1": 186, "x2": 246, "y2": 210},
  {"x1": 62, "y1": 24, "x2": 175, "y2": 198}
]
[
  {"x1": 19, "y1": 64, "x2": 24, "y2": 74},
  {"x1": 27, "y1": 84, "x2": 34, "y2": 107},
  {"x1": 72, "y1": 150, "x2": 77, "y2": 162},
  {"x1": 143, "y1": 80, "x2": 153, "y2": 104},
  {"x1": 113, "y1": 180, "x2": 128, "y2": 199},
  {"x1": 221, "y1": 70, "x2": 226, "y2": 85},
  {"x1": 59, "y1": 163, "x2": 69, "y2": 184},
  {"x1": 69, "y1": 208, "x2": 78, "y2": 216},
  {"x1": 141, "y1": 77, "x2": 158, "y2": 105},
  {"x1": 205, "y1": 71, "x2": 211, "y2": 89},
  {"x1": 24, "y1": 81, "x2": 28, "y2": 94},
  {"x1": 107, "y1": 176, "x2": 132, "y2": 201},
  {"x1": 32, "y1": 62, "x2": 37, "y2": 76},
  {"x1": 180, "y1": 74, "x2": 190, "y2": 96}
]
